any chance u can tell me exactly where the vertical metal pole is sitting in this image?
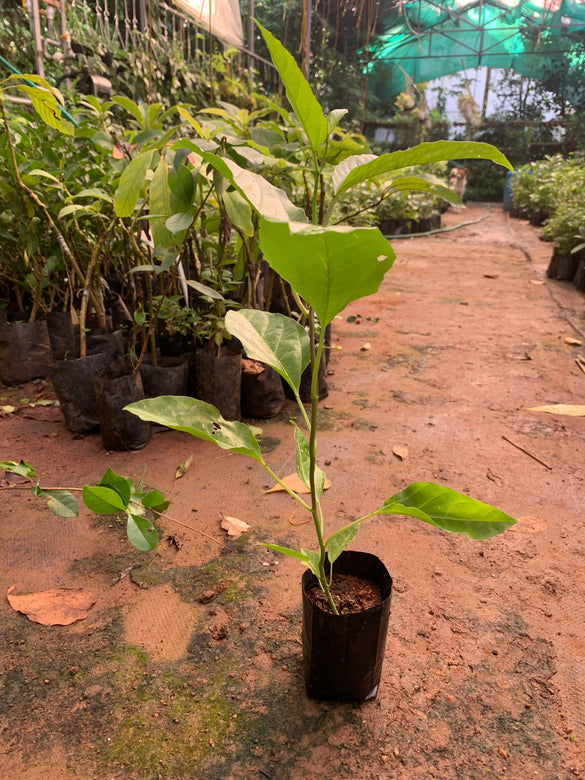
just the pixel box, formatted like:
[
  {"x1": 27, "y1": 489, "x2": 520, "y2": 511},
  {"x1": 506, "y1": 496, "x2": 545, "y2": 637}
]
[
  {"x1": 28, "y1": 0, "x2": 45, "y2": 79},
  {"x1": 137, "y1": 0, "x2": 147, "y2": 32},
  {"x1": 481, "y1": 66, "x2": 492, "y2": 119},
  {"x1": 304, "y1": 0, "x2": 312, "y2": 80},
  {"x1": 248, "y1": 0, "x2": 254, "y2": 74},
  {"x1": 60, "y1": 0, "x2": 72, "y2": 91}
]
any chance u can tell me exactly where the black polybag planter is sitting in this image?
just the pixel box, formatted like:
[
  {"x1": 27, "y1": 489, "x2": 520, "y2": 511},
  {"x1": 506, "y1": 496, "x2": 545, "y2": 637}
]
[
  {"x1": 46, "y1": 311, "x2": 80, "y2": 360},
  {"x1": 93, "y1": 362, "x2": 151, "y2": 451},
  {"x1": 140, "y1": 356, "x2": 189, "y2": 398},
  {"x1": 241, "y1": 361, "x2": 285, "y2": 418},
  {"x1": 556, "y1": 254, "x2": 579, "y2": 282},
  {"x1": 574, "y1": 258, "x2": 585, "y2": 291},
  {"x1": 0, "y1": 320, "x2": 53, "y2": 384},
  {"x1": 302, "y1": 551, "x2": 392, "y2": 701},
  {"x1": 49, "y1": 352, "x2": 111, "y2": 433},
  {"x1": 195, "y1": 341, "x2": 242, "y2": 421}
]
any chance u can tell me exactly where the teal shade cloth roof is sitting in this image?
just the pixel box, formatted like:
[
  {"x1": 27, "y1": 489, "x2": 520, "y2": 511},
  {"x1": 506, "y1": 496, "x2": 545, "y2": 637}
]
[{"x1": 369, "y1": 0, "x2": 585, "y2": 105}]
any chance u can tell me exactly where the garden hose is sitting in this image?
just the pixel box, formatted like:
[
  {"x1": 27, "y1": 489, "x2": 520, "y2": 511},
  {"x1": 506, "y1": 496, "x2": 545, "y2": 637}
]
[{"x1": 0, "y1": 53, "x2": 80, "y2": 128}]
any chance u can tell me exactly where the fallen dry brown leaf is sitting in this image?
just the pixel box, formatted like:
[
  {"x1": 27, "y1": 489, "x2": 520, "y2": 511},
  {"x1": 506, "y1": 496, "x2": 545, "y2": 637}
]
[
  {"x1": 392, "y1": 444, "x2": 409, "y2": 461},
  {"x1": 265, "y1": 473, "x2": 332, "y2": 495},
  {"x1": 528, "y1": 404, "x2": 585, "y2": 417},
  {"x1": 220, "y1": 516, "x2": 250, "y2": 538},
  {"x1": 6, "y1": 586, "x2": 96, "y2": 626}
]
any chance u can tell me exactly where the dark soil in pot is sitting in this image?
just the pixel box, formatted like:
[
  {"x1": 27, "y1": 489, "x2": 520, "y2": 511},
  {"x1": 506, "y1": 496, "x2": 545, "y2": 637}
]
[
  {"x1": 302, "y1": 550, "x2": 392, "y2": 701},
  {"x1": 305, "y1": 573, "x2": 382, "y2": 614}
]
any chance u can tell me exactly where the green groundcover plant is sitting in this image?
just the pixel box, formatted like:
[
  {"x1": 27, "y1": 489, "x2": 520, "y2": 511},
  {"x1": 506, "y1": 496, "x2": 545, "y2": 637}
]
[{"x1": 125, "y1": 23, "x2": 517, "y2": 615}]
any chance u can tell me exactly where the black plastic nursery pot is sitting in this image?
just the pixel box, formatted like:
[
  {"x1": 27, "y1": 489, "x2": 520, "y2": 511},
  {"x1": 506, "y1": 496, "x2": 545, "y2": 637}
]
[
  {"x1": 140, "y1": 356, "x2": 189, "y2": 398},
  {"x1": 46, "y1": 311, "x2": 80, "y2": 360},
  {"x1": 0, "y1": 320, "x2": 53, "y2": 385},
  {"x1": 302, "y1": 550, "x2": 393, "y2": 701},
  {"x1": 240, "y1": 360, "x2": 285, "y2": 418},
  {"x1": 195, "y1": 340, "x2": 242, "y2": 421},
  {"x1": 49, "y1": 352, "x2": 111, "y2": 433},
  {"x1": 93, "y1": 362, "x2": 151, "y2": 451}
]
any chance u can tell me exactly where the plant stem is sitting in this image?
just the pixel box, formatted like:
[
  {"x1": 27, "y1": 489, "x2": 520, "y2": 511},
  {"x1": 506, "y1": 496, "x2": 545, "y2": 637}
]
[
  {"x1": 308, "y1": 308, "x2": 338, "y2": 615},
  {"x1": 261, "y1": 464, "x2": 312, "y2": 512}
]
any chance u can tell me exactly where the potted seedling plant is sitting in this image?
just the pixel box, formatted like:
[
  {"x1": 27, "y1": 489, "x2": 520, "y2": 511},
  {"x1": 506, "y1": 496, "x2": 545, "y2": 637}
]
[{"x1": 124, "y1": 24, "x2": 517, "y2": 700}]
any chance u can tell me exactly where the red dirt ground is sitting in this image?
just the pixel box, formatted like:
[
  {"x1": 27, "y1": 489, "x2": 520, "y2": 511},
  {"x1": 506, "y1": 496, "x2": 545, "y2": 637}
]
[{"x1": 1, "y1": 204, "x2": 585, "y2": 779}]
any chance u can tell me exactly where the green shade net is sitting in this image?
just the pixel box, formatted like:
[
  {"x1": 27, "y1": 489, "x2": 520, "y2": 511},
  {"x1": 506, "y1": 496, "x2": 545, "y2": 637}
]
[{"x1": 369, "y1": 0, "x2": 585, "y2": 106}]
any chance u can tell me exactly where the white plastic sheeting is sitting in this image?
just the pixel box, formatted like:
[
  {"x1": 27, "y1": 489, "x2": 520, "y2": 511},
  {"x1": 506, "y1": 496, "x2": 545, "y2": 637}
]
[{"x1": 172, "y1": 0, "x2": 244, "y2": 48}]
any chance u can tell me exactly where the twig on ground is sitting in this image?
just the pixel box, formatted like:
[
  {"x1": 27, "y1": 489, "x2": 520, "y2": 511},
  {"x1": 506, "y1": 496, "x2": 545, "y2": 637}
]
[
  {"x1": 111, "y1": 563, "x2": 142, "y2": 586},
  {"x1": 501, "y1": 435, "x2": 552, "y2": 470}
]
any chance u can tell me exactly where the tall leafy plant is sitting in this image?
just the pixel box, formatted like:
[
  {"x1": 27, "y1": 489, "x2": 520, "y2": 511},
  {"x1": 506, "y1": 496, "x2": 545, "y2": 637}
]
[{"x1": 124, "y1": 26, "x2": 517, "y2": 614}]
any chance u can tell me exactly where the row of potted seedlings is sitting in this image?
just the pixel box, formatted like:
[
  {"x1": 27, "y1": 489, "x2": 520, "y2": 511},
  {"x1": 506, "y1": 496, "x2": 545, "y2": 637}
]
[{"x1": 509, "y1": 155, "x2": 585, "y2": 288}]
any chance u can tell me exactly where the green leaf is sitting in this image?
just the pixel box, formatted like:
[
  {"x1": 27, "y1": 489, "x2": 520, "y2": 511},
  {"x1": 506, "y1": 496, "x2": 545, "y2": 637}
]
[
  {"x1": 333, "y1": 141, "x2": 513, "y2": 195},
  {"x1": 0, "y1": 459, "x2": 38, "y2": 479},
  {"x1": 262, "y1": 544, "x2": 313, "y2": 568},
  {"x1": 293, "y1": 423, "x2": 326, "y2": 497},
  {"x1": 326, "y1": 523, "x2": 360, "y2": 564},
  {"x1": 114, "y1": 150, "x2": 153, "y2": 217},
  {"x1": 389, "y1": 175, "x2": 460, "y2": 203},
  {"x1": 259, "y1": 218, "x2": 395, "y2": 326},
  {"x1": 98, "y1": 468, "x2": 132, "y2": 506},
  {"x1": 375, "y1": 482, "x2": 517, "y2": 540},
  {"x1": 147, "y1": 102, "x2": 164, "y2": 128},
  {"x1": 111, "y1": 95, "x2": 145, "y2": 126},
  {"x1": 166, "y1": 212, "x2": 193, "y2": 234},
  {"x1": 327, "y1": 109, "x2": 349, "y2": 134},
  {"x1": 40, "y1": 489, "x2": 79, "y2": 518},
  {"x1": 140, "y1": 489, "x2": 169, "y2": 514},
  {"x1": 225, "y1": 310, "x2": 310, "y2": 393},
  {"x1": 179, "y1": 140, "x2": 306, "y2": 222},
  {"x1": 72, "y1": 187, "x2": 112, "y2": 202},
  {"x1": 27, "y1": 169, "x2": 62, "y2": 185},
  {"x1": 127, "y1": 513, "x2": 158, "y2": 551},
  {"x1": 168, "y1": 163, "x2": 195, "y2": 205},
  {"x1": 58, "y1": 204, "x2": 86, "y2": 219},
  {"x1": 255, "y1": 21, "x2": 328, "y2": 152},
  {"x1": 177, "y1": 106, "x2": 204, "y2": 136},
  {"x1": 185, "y1": 280, "x2": 225, "y2": 300},
  {"x1": 223, "y1": 189, "x2": 254, "y2": 237},
  {"x1": 149, "y1": 158, "x2": 176, "y2": 249},
  {"x1": 82, "y1": 485, "x2": 127, "y2": 515},
  {"x1": 15, "y1": 84, "x2": 74, "y2": 135},
  {"x1": 301, "y1": 548, "x2": 322, "y2": 579},
  {"x1": 125, "y1": 396, "x2": 264, "y2": 462}
]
